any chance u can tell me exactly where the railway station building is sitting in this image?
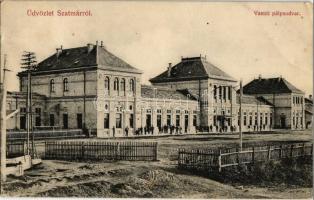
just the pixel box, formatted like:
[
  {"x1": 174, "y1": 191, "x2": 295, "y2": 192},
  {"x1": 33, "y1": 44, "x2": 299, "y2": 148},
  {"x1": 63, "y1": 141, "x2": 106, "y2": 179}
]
[{"x1": 6, "y1": 42, "x2": 306, "y2": 137}]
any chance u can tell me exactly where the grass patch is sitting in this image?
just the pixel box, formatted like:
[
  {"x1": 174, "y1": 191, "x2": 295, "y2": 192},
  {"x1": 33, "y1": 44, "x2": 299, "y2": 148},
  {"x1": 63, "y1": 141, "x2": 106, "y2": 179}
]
[{"x1": 211, "y1": 156, "x2": 312, "y2": 188}]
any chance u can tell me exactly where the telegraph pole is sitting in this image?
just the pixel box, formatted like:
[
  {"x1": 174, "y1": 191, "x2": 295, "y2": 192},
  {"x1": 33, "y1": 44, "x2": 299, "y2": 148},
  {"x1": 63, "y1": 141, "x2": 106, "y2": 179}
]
[
  {"x1": 0, "y1": 55, "x2": 10, "y2": 192},
  {"x1": 239, "y1": 79, "x2": 243, "y2": 151},
  {"x1": 21, "y1": 52, "x2": 37, "y2": 157}
]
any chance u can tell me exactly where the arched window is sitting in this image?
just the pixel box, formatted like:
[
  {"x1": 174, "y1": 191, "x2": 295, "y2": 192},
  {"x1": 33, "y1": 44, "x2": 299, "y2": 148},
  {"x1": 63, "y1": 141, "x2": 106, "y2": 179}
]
[
  {"x1": 63, "y1": 78, "x2": 68, "y2": 92},
  {"x1": 104, "y1": 76, "x2": 110, "y2": 94},
  {"x1": 121, "y1": 78, "x2": 125, "y2": 94},
  {"x1": 114, "y1": 78, "x2": 119, "y2": 91},
  {"x1": 50, "y1": 79, "x2": 55, "y2": 92},
  {"x1": 130, "y1": 79, "x2": 135, "y2": 93}
]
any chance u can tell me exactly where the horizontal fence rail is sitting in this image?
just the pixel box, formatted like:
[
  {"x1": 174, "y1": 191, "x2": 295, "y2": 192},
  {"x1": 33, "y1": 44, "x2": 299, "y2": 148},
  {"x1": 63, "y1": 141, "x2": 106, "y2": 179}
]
[
  {"x1": 45, "y1": 141, "x2": 158, "y2": 161},
  {"x1": 178, "y1": 143, "x2": 313, "y2": 173},
  {"x1": 7, "y1": 129, "x2": 85, "y2": 141}
]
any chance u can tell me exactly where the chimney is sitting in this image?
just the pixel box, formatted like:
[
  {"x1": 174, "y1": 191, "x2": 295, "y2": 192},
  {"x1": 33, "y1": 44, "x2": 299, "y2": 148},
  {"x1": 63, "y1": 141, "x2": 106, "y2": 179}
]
[
  {"x1": 309, "y1": 95, "x2": 312, "y2": 99},
  {"x1": 96, "y1": 40, "x2": 98, "y2": 46},
  {"x1": 167, "y1": 63, "x2": 172, "y2": 77},
  {"x1": 278, "y1": 75, "x2": 282, "y2": 82},
  {"x1": 100, "y1": 41, "x2": 104, "y2": 48},
  {"x1": 87, "y1": 43, "x2": 94, "y2": 53},
  {"x1": 56, "y1": 45, "x2": 63, "y2": 58},
  {"x1": 258, "y1": 74, "x2": 262, "y2": 80}
]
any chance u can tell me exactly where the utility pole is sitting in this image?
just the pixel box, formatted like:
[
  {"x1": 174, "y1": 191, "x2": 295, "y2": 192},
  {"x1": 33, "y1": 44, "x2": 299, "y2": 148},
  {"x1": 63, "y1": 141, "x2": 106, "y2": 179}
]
[
  {"x1": 0, "y1": 54, "x2": 11, "y2": 192},
  {"x1": 21, "y1": 52, "x2": 37, "y2": 157},
  {"x1": 239, "y1": 79, "x2": 243, "y2": 151}
]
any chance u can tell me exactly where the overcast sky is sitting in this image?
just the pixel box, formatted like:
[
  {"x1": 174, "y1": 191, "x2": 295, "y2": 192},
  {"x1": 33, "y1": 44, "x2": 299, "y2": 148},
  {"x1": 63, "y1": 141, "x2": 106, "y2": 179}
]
[{"x1": 1, "y1": 1, "x2": 313, "y2": 95}]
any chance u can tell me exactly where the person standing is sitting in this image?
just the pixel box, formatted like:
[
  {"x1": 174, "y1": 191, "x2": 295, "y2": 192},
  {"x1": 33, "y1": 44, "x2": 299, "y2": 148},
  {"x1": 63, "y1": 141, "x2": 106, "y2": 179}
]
[{"x1": 125, "y1": 126, "x2": 129, "y2": 137}]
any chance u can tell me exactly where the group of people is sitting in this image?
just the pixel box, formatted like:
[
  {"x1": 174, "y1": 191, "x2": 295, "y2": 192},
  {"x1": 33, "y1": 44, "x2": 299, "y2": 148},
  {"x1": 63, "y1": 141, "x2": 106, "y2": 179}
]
[{"x1": 133, "y1": 125, "x2": 186, "y2": 136}]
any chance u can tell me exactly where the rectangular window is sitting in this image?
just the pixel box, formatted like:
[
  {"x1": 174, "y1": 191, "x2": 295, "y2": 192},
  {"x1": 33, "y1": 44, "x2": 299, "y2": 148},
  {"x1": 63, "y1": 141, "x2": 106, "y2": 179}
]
[
  {"x1": 265, "y1": 116, "x2": 268, "y2": 125},
  {"x1": 215, "y1": 116, "x2": 218, "y2": 126},
  {"x1": 167, "y1": 115, "x2": 171, "y2": 126},
  {"x1": 223, "y1": 86, "x2": 226, "y2": 100},
  {"x1": 176, "y1": 115, "x2": 180, "y2": 127},
  {"x1": 184, "y1": 115, "x2": 189, "y2": 129},
  {"x1": 193, "y1": 115, "x2": 197, "y2": 126},
  {"x1": 49, "y1": 114, "x2": 55, "y2": 126},
  {"x1": 219, "y1": 86, "x2": 222, "y2": 99},
  {"x1": 228, "y1": 86, "x2": 231, "y2": 100},
  {"x1": 20, "y1": 107, "x2": 26, "y2": 113},
  {"x1": 157, "y1": 115, "x2": 162, "y2": 129},
  {"x1": 77, "y1": 113, "x2": 83, "y2": 129},
  {"x1": 104, "y1": 113, "x2": 109, "y2": 129},
  {"x1": 260, "y1": 116, "x2": 263, "y2": 125},
  {"x1": 35, "y1": 116, "x2": 41, "y2": 127},
  {"x1": 244, "y1": 116, "x2": 247, "y2": 126},
  {"x1": 116, "y1": 113, "x2": 122, "y2": 128},
  {"x1": 293, "y1": 116, "x2": 295, "y2": 125},
  {"x1": 249, "y1": 116, "x2": 252, "y2": 126},
  {"x1": 214, "y1": 85, "x2": 217, "y2": 100},
  {"x1": 20, "y1": 116, "x2": 26, "y2": 130},
  {"x1": 129, "y1": 114, "x2": 134, "y2": 128},
  {"x1": 157, "y1": 109, "x2": 162, "y2": 114},
  {"x1": 63, "y1": 113, "x2": 68, "y2": 129},
  {"x1": 35, "y1": 108, "x2": 41, "y2": 127},
  {"x1": 35, "y1": 108, "x2": 41, "y2": 114}
]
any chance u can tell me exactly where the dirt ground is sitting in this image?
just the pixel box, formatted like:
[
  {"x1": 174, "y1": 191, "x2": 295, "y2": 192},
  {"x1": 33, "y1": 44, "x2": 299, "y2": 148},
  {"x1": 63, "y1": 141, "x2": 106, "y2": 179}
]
[{"x1": 3, "y1": 130, "x2": 313, "y2": 198}]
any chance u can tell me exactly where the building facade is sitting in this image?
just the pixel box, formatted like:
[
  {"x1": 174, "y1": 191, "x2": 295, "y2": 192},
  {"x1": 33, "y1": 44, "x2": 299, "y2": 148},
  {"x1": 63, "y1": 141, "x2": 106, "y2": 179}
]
[{"x1": 6, "y1": 42, "x2": 306, "y2": 137}]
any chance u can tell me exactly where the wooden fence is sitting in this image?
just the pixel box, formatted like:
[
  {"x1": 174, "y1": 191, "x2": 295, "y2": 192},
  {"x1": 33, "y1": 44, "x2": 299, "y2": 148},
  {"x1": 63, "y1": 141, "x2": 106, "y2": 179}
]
[
  {"x1": 178, "y1": 143, "x2": 313, "y2": 173},
  {"x1": 45, "y1": 141, "x2": 158, "y2": 161},
  {"x1": 7, "y1": 141, "x2": 26, "y2": 158}
]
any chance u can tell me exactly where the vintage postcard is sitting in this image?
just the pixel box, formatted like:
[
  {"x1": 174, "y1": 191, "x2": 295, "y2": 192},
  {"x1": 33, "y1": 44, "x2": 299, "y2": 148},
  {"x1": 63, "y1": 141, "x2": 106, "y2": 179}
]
[{"x1": 0, "y1": 0, "x2": 313, "y2": 199}]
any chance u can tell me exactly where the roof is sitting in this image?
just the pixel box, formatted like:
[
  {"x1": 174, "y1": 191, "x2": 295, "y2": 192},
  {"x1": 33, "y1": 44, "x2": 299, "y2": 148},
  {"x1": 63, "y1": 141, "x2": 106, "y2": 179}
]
[
  {"x1": 141, "y1": 85, "x2": 197, "y2": 101},
  {"x1": 149, "y1": 56, "x2": 236, "y2": 83},
  {"x1": 18, "y1": 44, "x2": 141, "y2": 76},
  {"x1": 236, "y1": 94, "x2": 273, "y2": 106},
  {"x1": 242, "y1": 77, "x2": 304, "y2": 95}
]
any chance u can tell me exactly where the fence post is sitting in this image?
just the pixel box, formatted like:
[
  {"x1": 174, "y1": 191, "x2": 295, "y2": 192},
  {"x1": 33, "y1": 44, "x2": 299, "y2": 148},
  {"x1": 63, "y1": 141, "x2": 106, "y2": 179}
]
[
  {"x1": 116, "y1": 142, "x2": 120, "y2": 160},
  {"x1": 236, "y1": 147, "x2": 240, "y2": 165},
  {"x1": 178, "y1": 149, "x2": 181, "y2": 168},
  {"x1": 252, "y1": 147, "x2": 255, "y2": 164},
  {"x1": 290, "y1": 144, "x2": 294, "y2": 158},
  {"x1": 44, "y1": 141, "x2": 47, "y2": 159},
  {"x1": 267, "y1": 146, "x2": 271, "y2": 160},
  {"x1": 82, "y1": 142, "x2": 85, "y2": 160},
  {"x1": 24, "y1": 141, "x2": 26, "y2": 156},
  {"x1": 218, "y1": 149, "x2": 222, "y2": 172},
  {"x1": 154, "y1": 142, "x2": 158, "y2": 161},
  {"x1": 279, "y1": 145, "x2": 282, "y2": 159}
]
